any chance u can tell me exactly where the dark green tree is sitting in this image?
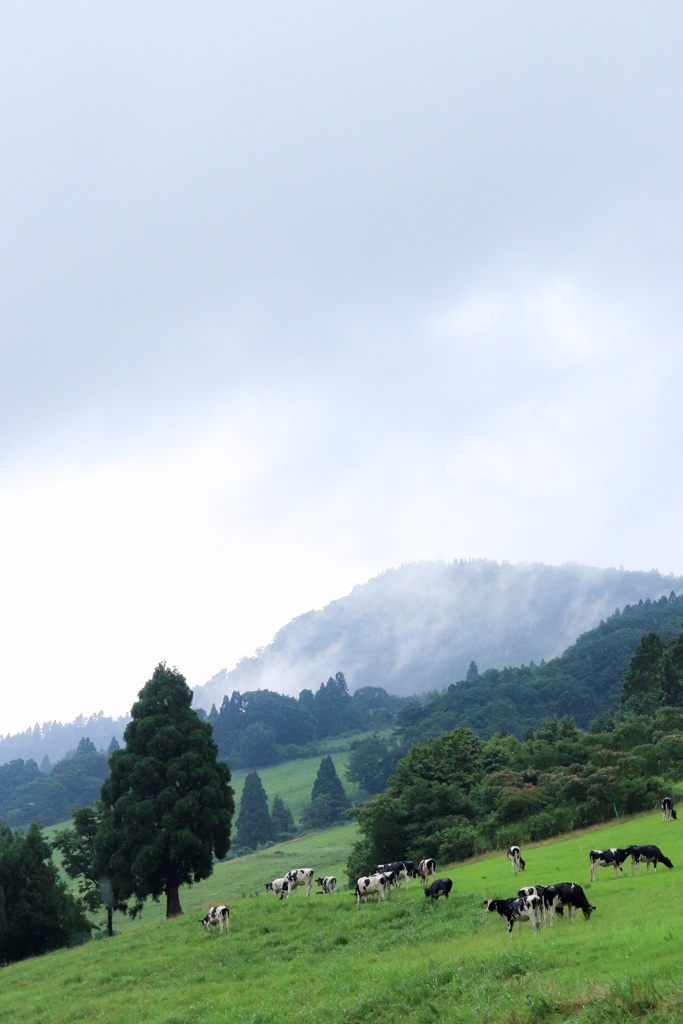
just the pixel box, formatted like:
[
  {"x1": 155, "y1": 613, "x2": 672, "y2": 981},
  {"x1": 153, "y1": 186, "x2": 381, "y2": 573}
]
[
  {"x1": 465, "y1": 660, "x2": 479, "y2": 682},
  {"x1": 0, "y1": 823, "x2": 91, "y2": 963},
  {"x1": 96, "y1": 663, "x2": 234, "y2": 919},
  {"x1": 52, "y1": 807, "x2": 126, "y2": 937},
  {"x1": 301, "y1": 755, "x2": 350, "y2": 829},
  {"x1": 235, "y1": 772, "x2": 274, "y2": 850},
  {"x1": 346, "y1": 735, "x2": 401, "y2": 794},
  {"x1": 270, "y1": 794, "x2": 296, "y2": 841}
]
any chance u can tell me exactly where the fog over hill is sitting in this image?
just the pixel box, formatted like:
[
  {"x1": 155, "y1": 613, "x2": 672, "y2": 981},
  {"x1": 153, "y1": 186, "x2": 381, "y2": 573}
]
[{"x1": 193, "y1": 561, "x2": 683, "y2": 711}]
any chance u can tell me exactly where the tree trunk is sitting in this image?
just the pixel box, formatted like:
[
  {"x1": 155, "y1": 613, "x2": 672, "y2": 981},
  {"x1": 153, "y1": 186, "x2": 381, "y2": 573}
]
[
  {"x1": 107, "y1": 906, "x2": 113, "y2": 937},
  {"x1": 166, "y1": 883, "x2": 183, "y2": 919}
]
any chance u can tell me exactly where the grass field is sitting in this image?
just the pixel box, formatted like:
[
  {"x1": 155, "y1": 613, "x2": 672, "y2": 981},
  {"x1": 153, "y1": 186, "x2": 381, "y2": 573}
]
[{"x1": 3, "y1": 808, "x2": 683, "y2": 1023}]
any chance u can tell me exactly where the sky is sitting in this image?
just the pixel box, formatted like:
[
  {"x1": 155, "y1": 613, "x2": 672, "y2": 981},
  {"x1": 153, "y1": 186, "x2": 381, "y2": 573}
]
[{"x1": 1, "y1": 2, "x2": 682, "y2": 736}]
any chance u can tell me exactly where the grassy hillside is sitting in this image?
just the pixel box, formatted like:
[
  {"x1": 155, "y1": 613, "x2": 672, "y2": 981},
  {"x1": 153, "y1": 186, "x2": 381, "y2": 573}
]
[{"x1": 4, "y1": 808, "x2": 683, "y2": 1022}]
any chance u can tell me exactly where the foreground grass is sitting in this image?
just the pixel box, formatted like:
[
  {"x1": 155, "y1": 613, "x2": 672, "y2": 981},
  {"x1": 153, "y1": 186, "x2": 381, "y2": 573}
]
[{"x1": 3, "y1": 811, "x2": 683, "y2": 1023}]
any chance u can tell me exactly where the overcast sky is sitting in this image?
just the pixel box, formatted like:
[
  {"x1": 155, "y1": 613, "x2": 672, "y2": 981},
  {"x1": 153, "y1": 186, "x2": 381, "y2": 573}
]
[{"x1": 2, "y1": 2, "x2": 682, "y2": 736}]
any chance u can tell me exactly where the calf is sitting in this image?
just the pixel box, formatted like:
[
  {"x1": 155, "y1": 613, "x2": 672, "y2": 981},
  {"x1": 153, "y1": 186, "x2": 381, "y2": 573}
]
[
  {"x1": 285, "y1": 867, "x2": 314, "y2": 896},
  {"x1": 376, "y1": 860, "x2": 416, "y2": 890},
  {"x1": 265, "y1": 877, "x2": 289, "y2": 899},
  {"x1": 315, "y1": 875, "x2": 337, "y2": 894},
  {"x1": 484, "y1": 895, "x2": 543, "y2": 937},
  {"x1": 518, "y1": 884, "x2": 551, "y2": 924},
  {"x1": 628, "y1": 844, "x2": 674, "y2": 875},
  {"x1": 589, "y1": 848, "x2": 630, "y2": 882},
  {"x1": 424, "y1": 878, "x2": 453, "y2": 900},
  {"x1": 661, "y1": 797, "x2": 677, "y2": 822},
  {"x1": 417, "y1": 858, "x2": 437, "y2": 885},
  {"x1": 200, "y1": 904, "x2": 230, "y2": 933},
  {"x1": 541, "y1": 882, "x2": 595, "y2": 926},
  {"x1": 355, "y1": 873, "x2": 389, "y2": 905},
  {"x1": 507, "y1": 846, "x2": 526, "y2": 874}
]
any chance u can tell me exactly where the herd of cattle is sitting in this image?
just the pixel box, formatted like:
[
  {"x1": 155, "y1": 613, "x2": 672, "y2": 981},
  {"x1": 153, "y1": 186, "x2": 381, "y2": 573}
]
[{"x1": 202, "y1": 796, "x2": 678, "y2": 937}]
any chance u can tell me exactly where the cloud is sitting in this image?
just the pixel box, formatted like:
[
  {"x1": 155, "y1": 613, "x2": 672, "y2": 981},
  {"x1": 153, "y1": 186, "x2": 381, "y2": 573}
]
[{"x1": 1, "y1": 2, "x2": 683, "y2": 734}]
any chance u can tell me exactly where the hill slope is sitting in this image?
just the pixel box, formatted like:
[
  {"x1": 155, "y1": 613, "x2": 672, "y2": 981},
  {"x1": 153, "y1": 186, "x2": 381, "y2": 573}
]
[{"x1": 194, "y1": 560, "x2": 683, "y2": 709}]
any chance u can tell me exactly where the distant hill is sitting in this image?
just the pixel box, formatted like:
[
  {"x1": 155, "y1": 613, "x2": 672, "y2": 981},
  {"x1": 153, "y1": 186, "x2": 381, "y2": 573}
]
[{"x1": 193, "y1": 560, "x2": 683, "y2": 711}]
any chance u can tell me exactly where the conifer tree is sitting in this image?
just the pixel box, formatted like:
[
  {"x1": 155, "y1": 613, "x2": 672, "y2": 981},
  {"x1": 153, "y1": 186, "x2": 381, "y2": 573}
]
[
  {"x1": 270, "y1": 794, "x2": 296, "y2": 841},
  {"x1": 301, "y1": 755, "x2": 350, "y2": 829},
  {"x1": 235, "y1": 771, "x2": 274, "y2": 850},
  {"x1": 96, "y1": 663, "x2": 234, "y2": 919}
]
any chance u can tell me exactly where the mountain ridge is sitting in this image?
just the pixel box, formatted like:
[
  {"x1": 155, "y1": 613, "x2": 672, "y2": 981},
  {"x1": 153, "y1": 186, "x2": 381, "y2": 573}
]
[{"x1": 193, "y1": 559, "x2": 683, "y2": 710}]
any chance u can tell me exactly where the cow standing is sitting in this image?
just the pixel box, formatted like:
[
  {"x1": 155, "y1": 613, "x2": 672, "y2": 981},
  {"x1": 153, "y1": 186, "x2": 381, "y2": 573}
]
[
  {"x1": 424, "y1": 878, "x2": 453, "y2": 900},
  {"x1": 484, "y1": 895, "x2": 543, "y2": 936},
  {"x1": 285, "y1": 868, "x2": 314, "y2": 896},
  {"x1": 507, "y1": 846, "x2": 526, "y2": 874},
  {"x1": 589, "y1": 848, "x2": 630, "y2": 882},
  {"x1": 265, "y1": 878, "x2": 289, "y2": 899},
  {"x1": 628, "y1": 844, "x2": 674, "y2": 875},
  {"x1": 661, "y1": 797, "x2": 677, "y2": 822},
  {"x1": 355, "y1": 873, "x2": 389, "y2": 905},
  {"x1": 541, "y1": 883, "x2": 595, "y2": 926},
  {"x1": 417, "y1": 858, "x2": 437, "y2": 886},
  {"x1": 315, "y1": 875, "x2": 337, "y2": 894},
  {"x1": 200, "y1": 905, "x2": 230, "y2": 933}
]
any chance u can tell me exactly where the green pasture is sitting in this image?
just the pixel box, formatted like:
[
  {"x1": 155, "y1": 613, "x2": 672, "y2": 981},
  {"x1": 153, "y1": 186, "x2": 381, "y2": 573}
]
[
  {"x1": 230, "y1": 747, "x2": 366, "y2": 821},
  {"x1": 3, "y1": 809, "x2": 683, "y2": 1023}
]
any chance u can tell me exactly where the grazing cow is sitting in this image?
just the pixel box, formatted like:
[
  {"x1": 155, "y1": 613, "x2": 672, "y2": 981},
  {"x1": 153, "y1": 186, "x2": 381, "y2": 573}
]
[
  {"x1": 628, "y1": 844, "x2": 674, "y2": 875},
  {"x1": 424, "y1": 878, "x2": 453, "y2": 900},
  {"x1": 355, "y1": 873, "x2": 389, "y2": 905},
  {"x1": 661, "y1": 797, "x2": 677, "y2": 822},
  {"x1": 484, "y1": 895, "x2": 543, "y2": 937},
  {"x1": 200, "y1": 904, "x2": 230, "y2": 933},
  {"x1": 376, "y1": 860, "x2": 416, "y2": 890},
  {"x1": 541, "y1": 883, "x2": 595, "y2": 926},
  {"x1": 285, "y1": 868, "x2": 315, "y2": 896},
  {"x1": 589, "y1": 848, "x2": 630, "y2": 882},
  {"x1": 417, "y1": 858, "x2": 437, "y2": 885},
  {"x1": 507, "y1": 846, "x2": 526, "y2": 874},
  {"x1": 265, "y1": 877, "x2": 289, "y2": 899},
  {"x1": 315, "y1": 875, "x2": 337, "y2": 894}
]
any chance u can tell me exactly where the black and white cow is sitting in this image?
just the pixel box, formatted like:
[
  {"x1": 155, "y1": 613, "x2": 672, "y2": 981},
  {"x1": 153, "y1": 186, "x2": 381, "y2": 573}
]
[
  {"x1": 484, "y1": 895, "x2": 543, "y2": 937},
  {"x1": 507, "y1": 846, "x2": 526, "y2": 874},
  {"x1": 315, "y1": 875, "x2": 337, "y2": 894},
  {"x1": 376, "y1": 860, "x2": 416, "y2": 890},
  {"x1": 200, "y1": 904, "x2": 230, "y2": 933},
  {"x1": 661, "y1": 797, "x2": 677, "y2": 822},
  {"x1": 355, "y1": 873, "x2": 389, "y2": 905},
  {"x1": 628, "y1": 844, "x2": 674, "y2": 875},
  {"x1": 424, "y1": 878, "x2": 453, "y2": 900},
  {"x1": 518, "y1": 885, "x2": 554, "y2": 925},
  {"x1": 285, "y1": 868, "x2": 314, "y2": 896},
  {"x1": 417, "y1": 858, "x2": 437, "y2": 885},
  {"x1": 265, "y1": 877, "x2": 290, "y2": 899},
  {"x1": 589, "y1": 848, "x2": 630, "y2": 882},
  {"x1": 541, "y1": 883, "x2": 595, "y2": 926}
]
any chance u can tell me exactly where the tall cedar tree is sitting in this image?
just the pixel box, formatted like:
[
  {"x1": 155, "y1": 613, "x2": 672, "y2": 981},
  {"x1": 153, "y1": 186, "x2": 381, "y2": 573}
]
[
  {"x1": 235, "y1": 771, "x2": 274, "y2": 849},
  {"x1": 302, "y1": 755, "x2": 350, "y2": 829},
  {"x1": 97, "y1": 663, "x2": 234, "y2": 919}
]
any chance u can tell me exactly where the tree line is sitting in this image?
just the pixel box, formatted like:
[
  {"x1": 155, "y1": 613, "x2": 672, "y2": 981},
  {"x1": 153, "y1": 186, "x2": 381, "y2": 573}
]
[{"x1": 347, "y1": 623, "x2": 683, "y2": 885}]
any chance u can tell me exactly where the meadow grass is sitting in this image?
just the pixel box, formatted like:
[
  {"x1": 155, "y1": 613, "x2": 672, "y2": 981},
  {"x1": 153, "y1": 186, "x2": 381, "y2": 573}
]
[{"x1": 3, "y1": 808, "x2": 683, "y2": 1023}]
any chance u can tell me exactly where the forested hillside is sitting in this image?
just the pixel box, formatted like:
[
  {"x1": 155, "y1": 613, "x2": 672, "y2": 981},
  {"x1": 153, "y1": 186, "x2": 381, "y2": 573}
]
[
  {"x1": 349, "y1": 617, "x2": 683, "y2": 880},
  {"x1": 193, "y1": 560, "x2": 683, "y2": 709},
  {"x1": 397, "y1": 592, "x2": 683, "y2": 744}
]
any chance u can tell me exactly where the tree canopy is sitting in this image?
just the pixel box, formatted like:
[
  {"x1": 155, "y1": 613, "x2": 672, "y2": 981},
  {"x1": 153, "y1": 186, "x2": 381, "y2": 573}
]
[{"x1": 97, "y1": 663, "x2": 235, "y2": 919}]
